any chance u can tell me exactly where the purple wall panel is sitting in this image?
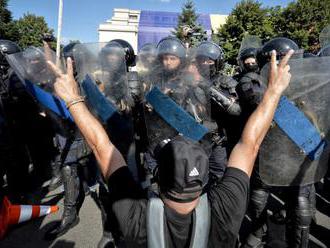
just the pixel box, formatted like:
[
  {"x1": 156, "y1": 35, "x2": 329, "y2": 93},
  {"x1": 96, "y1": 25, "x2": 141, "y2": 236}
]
[{"x1": 138, "y1": 10, "x2": 211, "y2": 50}]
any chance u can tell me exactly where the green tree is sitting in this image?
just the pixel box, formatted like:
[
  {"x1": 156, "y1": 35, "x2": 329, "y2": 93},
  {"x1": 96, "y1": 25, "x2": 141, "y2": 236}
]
[
  {"x1": 14, "y1": 13, "x2": 56, "y2": 49},
  {"x1": 275, "y1": 0, "x2": 330, "y2": 53},
  {"x1": 215, "y1": 0, "x2": 276, "y2": 64},
  {"x1": 173, "y1": 0, "x2": 207, "y2": 47},
  {"x1": 0, "y1": 0, "x2": 19, "y2": 41}
]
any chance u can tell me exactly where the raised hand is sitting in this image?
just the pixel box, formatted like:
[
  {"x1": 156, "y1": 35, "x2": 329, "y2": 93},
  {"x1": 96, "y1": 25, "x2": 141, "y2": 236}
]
[
  {"x1": 268, "y1": 49, "x2": 294, "y2": 95},
  {"x1": 47, "y1": 58, "x2": 81, "y2": 103}
]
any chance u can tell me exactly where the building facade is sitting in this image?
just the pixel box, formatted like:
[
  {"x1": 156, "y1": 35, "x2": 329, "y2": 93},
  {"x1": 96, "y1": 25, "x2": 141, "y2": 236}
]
[{"x1": 98, "y1": 8, "x2": 227, "y2": 53}]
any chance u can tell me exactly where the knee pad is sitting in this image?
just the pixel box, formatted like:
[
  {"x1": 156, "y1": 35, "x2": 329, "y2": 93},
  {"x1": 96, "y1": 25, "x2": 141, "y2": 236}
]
[
  {"x1": 62, "y1": 165, "x2": 78, "y2": 179},
  {"x1": 250, "y1": 188, "x2": 270, "y2": 218},
  {"x1": 295, "y1": 196, "x2": 313, "y2": 227}
]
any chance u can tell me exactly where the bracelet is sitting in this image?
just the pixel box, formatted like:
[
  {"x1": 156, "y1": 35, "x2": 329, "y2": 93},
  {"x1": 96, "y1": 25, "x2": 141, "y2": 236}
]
[{"x1": 66, "y1": 96, "x2": 85, "y2": 109}]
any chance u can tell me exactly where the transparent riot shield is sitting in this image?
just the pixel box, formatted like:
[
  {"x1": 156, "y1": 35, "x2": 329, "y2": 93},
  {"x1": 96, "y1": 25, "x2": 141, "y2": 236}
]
[
  {"x1": 319, "y1": 25, "x2": 330, "y2": 49},
  {"x1": 6, "y1": 47, "x2": 71, "y2": 120},
  {"x1": 73, "y1": 42, "x2": 133, "y2": 123},
  {"x1": 141, "y1": 48, "x2": 211, "y2": 151},
  {"x1": 319, "y1": 25, "x2": 330, "y2": 56},
  {"x1": 258, "y1": 56, "x2": 330, "y2": 186},
  {"x1": 136, "y1": 43, "x2": 159, "y2": 86},
  {"x1": 238, "y1": 34, "x2": 262, "y2": 55},
  {"x1": 6, "y1": 46, "x2": 57, "y2": 92}
]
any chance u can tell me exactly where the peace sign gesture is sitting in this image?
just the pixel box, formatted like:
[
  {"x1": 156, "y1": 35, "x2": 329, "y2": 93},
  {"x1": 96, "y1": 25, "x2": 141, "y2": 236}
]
[
  {"x1": 268, "y1": 49, "x2": 294, "y2": 95},
  {"x1": 47, "y1": 57, "x2": 81, "y2": 103}
]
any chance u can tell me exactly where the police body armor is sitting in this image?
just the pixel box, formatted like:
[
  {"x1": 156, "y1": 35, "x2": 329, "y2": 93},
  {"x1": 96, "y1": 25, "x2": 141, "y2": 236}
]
[
  {"x1": 210, "y1": 74, "x2": 242, "y2": 151},
  {"x1": 237, "y1": 72, "x2": 266, "y2": 115},
  {"x1": 147, "y1": 194, "x2": 210, "y2": 248}
]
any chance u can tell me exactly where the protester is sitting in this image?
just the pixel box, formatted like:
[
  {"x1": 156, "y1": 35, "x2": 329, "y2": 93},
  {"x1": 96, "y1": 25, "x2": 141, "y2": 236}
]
[{"x1": 47, "y1": 49, "x2": 293, "y2": 247}]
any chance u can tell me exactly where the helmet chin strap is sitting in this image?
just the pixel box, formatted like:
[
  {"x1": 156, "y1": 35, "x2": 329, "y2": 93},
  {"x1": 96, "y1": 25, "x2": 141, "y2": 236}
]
[{"x1": 243, "y1": 63, "x2": 259, "y2": 73}]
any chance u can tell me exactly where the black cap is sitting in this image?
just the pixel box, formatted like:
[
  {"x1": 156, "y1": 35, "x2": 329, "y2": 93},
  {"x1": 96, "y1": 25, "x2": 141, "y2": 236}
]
[{"x1": 156, "y1": 136, "x2": 209, "y2": 203}]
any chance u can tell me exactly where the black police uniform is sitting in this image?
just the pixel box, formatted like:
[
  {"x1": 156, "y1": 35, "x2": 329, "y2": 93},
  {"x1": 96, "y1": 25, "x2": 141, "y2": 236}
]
[
  {"x1": 135, "y1": 37, "x2": 187, "y2": 182},
  {"x1": 1, "y1": 40, "x2": 55, "y2": 202},
  {"x1": 94, "y1": 40, "x2": 136, "y2": 248},
  {"x1": 45, "y1": 42, "x2": 97, "y2": 240},
  {"x1": 195, "y1": 41, "x2": 241, "y2": 181}
]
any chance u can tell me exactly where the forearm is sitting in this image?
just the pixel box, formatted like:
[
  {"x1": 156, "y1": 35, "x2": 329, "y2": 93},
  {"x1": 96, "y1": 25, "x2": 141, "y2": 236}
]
[
  {"x1": 241, "y1": 88, "x2": 281, "y2": 150},
  {"x1": 228, "y1": 88, "x2": 281, "y2": 176},
  {"x1": 68, "y1": 102, "x2": 126, "y2": 179}
]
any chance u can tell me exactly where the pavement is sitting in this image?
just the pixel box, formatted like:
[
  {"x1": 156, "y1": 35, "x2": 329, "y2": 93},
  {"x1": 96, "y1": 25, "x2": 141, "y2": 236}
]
[
  {"x1": 1, "y1": 181, "x2": 330, "y2": 248},
  {"x1": 0, "y1": 183, "x2": 103, "y2": 248}
]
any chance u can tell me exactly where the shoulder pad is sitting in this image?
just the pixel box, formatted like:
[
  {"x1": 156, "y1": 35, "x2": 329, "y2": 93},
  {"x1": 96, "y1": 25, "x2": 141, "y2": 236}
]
[
  {"x1": 240, "y1": 72, "x2": 263, "y2": 86},
  {"x1": 213, "y1": 75, "x2": 238, "y2": 89}
]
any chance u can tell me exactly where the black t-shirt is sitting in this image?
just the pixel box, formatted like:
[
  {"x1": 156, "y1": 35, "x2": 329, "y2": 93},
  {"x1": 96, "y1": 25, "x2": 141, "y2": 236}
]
[{"x1": 107, "y1": 166, "x2": 249, "y2": 248}]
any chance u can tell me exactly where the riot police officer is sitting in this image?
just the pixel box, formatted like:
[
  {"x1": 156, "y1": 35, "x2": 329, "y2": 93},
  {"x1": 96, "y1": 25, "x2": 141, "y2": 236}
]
[
  {"x1": 93, "y1": 39, "x2": 136, "y2": 248},
  {"x1": 0, "y1": 40, "x2": 26, "y2": 200},
  {"x1": 243, "y1": 37, "x2": 316, "y2": 248},
  {"x1": 48, "y1": 42, "x2": 80, "y2": 191},
  {"x1": 238, "y1": 47, "x2": 260, "y2": 74},
  {"x1": 195, "y1": 41, "x2": 241, "y2": 170},
  {"x1": 0, "y1": 40, "x2": 54, "y2": 203},
  {"x1": 152, "y1": 36, "x2": 187, "y2": 94},
  {"x1": 140, "y1": 37, "x2": 187, "y2": 166},
  {"x1": 236, "y1": 46, "x2": 266, "y2": 123},
  {"x1": 45, "y1": 42, "x2": 96, "y2": 240}
]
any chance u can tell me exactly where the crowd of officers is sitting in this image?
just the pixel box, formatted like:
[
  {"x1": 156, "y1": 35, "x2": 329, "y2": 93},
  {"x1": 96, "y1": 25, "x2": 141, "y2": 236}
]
[{"x1": 0, "y1": 33, "x2": 329, "y2": 248}]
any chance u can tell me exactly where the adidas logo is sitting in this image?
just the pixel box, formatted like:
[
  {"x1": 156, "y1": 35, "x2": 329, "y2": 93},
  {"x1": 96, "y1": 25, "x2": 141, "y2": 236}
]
[{"x1": 189, "y1": 167, "x2": 199, "y2": 177}]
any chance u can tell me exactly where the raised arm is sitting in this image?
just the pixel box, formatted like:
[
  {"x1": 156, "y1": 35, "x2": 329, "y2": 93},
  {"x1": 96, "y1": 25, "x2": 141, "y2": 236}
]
[
  {"x1": 228, "y1": 50, "x2": 293, "y2": 177},
  {"x1": 48, "y1": 58, "x2": 126, "y2": 180}
]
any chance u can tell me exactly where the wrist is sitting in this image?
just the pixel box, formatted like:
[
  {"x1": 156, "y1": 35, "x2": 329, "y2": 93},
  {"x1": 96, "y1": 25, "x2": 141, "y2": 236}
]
[
  {"x1": 66, "y1": 96, "x2": 85, "y2": 109},
  {"x1": 266, "y1": 86, "x2": 284, "y2": 97},
  {"x1": 64, "y1": 94, "x2": 82, "y2": 104}
]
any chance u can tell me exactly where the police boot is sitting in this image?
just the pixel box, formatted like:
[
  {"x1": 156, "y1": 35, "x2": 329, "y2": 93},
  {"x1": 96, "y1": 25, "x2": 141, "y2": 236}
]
[
  {"x1": 242, "y1": 188, "x2": 269, "y2": 248},
  {"x1": 45, "y1": 165, "x2": 83, "y2": 240},
  {"x1": 97, "y1": 231, "x2": 116, "y2": 248},
  {"x1": 286, "y1": 189, "x2": 314, "y2": 248},
  {"x1": 242, "y1": 224, "x2": 267, "y2": 248},
  {"x1": 48, "y1": 160, "x2": 62, "y2": 191}
]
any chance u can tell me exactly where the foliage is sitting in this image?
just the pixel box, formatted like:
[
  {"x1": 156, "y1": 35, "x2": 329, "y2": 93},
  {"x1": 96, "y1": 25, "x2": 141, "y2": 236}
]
[
  {"x1": 173, "y1": 0, "x2": 208, "y2": 47},
  {"x1": 14, "y1": 13, "x2": 56, "y2": 49}
]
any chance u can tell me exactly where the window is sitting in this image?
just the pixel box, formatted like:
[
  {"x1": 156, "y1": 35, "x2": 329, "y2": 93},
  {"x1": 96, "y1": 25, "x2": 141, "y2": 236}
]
[{"x1": 129, "y1": 15, "x2": 138, "y2": 20}]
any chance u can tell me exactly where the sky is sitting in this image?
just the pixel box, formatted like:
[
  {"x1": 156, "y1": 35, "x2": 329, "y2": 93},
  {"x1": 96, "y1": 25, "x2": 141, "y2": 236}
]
[{"x1": 8, "y1": 0, "x2": 292, "y2": 43}]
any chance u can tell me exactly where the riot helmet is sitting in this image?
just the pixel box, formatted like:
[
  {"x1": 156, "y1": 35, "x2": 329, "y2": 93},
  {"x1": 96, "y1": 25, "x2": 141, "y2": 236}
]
[
  {"x1": 109, "y1": 39, "x2": 135, "y2": 67},
  {"x1": 23, "y1": 47, "x2": 47, "y2": 72},
  {"x1": 23, "y1": 47, "x2": 54, "y2": 85},
  {"x1": 63, "y1": 42, "x2": 80, "y2": 60},
  {"x1": 0, "y1": 40, "x2": 21, "y2": 71},
  {"x1": 319, "y1": 25, "x2": 330, "y2": 57},
  {"x1": 111, "y1": 39, "x2": 136, "y2": 67},
  {"x1": 157, "y1": 37, "x2": 186, "y2": 74},
  {"x1": 99, "y1": 39, "x2": 135, "y2": 72},
  {"x1": 139, "y1": 43, "x2": 157, "y2": 67},
  {"x1": 258, "y1": 37, "x2": 301, "y2": 67},
  {"x1": 319, "y1": 45, "x2": 330, "y2": 57},
  {"x1": 99, "y1": 41, "x2": 126, "y2": 72},
  {"x1": 238, "y1": 47, "x2": 259, "y2": 73},
  {"x1": 195, "y1": 41, "x2": 225, "y2": 78},
  {"x1": 303, "y1": 52, "x2": 317, "y2": 58},
  {"x1": 63, "y1": 42, "x2": 80, "y2": 76}
]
